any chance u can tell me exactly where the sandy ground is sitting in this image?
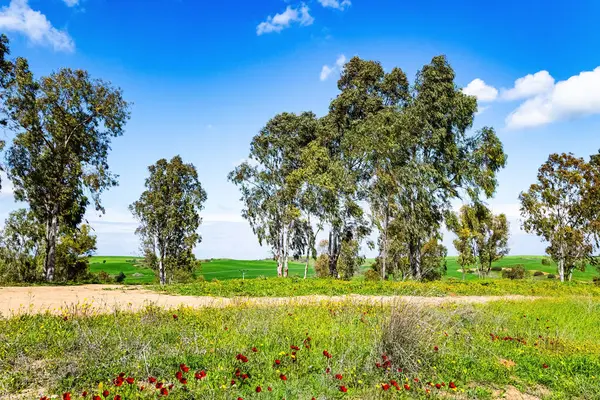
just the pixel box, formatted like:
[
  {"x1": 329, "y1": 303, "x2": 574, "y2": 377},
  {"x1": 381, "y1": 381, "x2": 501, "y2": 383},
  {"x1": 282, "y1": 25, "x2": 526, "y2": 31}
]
[{"x1": 0, "y1": 284, "x2": 539, "y2": 317}]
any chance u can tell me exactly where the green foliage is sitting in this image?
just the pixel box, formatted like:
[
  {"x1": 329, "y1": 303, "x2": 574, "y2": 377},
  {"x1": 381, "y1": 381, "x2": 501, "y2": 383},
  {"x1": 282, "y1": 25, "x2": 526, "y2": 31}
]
[
  {"x1": 548, "y1": 274, "x2": 556, "y2": 279},
  {"x1": 520, "y1": 153, "x2": 600, "y2": 282},
  {"x1": 363, "y1": 268, "x2": 381, "y2": 281},
  {"x1": 541, "y1": 257, "x2": 552, "y2": 266},
  {"x1": 533, "y1": 271, "x2": 544, "y2": 277},
  {"x1": 115, "y1": 271, "x2": 126, "y2": 283},
  {"x1": 96, "y1": 270, "x2": 112, "y2": 283},
  {"x1": 130, "y1": 156, "x2": 207, "y2": 285},
  {"x1": 313, "y1": 254, "x2": 330, "y2": 278},
  {"x1": 0, "y1": 209, "x2": 44, "y2": 282},
  {"x1": 502, "y1": 266, "x2": 530, "y2": 280},
  {"x1": 336, "y1": 239, "x2": 362, "y2": 279}
]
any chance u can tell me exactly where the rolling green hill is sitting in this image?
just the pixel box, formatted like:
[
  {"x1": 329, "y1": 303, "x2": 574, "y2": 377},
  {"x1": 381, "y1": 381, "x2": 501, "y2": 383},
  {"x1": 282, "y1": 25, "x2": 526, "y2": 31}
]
[{"x1": 89, "y1": 255, "x2": 597, "y2": 284}]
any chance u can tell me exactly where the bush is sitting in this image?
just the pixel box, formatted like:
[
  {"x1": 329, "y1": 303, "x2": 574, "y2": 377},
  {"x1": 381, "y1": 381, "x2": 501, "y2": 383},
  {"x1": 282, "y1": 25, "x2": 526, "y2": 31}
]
[
  {"x1": 314, "y1": 254, "x2": 330, "y2": 278},
  {"x1": 102, "y1": 260, "x2": 106, "y2": 264},
  {"x1": 490, "y1": 266, "x2": 502, "y2": 272},
  {"x1": 97, "y1": 271, "x2": 113, "y2": 283},
  {"x1": 171, "y1": 269, "x2": 194, "y2": 284},
  {"x1": 541, "y1": 257, "x2": 552, "y2": 266},
  {"x1": 533, "y1": 271, "x2": 544, "y2": 277},
  {"x1": 115, "y1": 271, "x2": 126, "y2": 283},
  {"x1": 502, "y1": 266, "x2": 529, "y2": 280},
  {"x1": 593, "y1": 276, "x2": 600, "y2": 286},
  {"x1": 337, "y1": 240, "x2": 362, "y2": 279},
  {"x1": 547, "y1": 274, "x2": 556, "y2": 279},
  {"x1": 364, "y1": 268, "x2": 381, "y2": 281}
]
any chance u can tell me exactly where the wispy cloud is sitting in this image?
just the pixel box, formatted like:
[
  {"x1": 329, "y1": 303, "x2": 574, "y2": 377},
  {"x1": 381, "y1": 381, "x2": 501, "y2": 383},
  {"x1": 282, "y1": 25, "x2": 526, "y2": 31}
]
[
  {"x1": 320, "y1": 54, "x2": 346, "y2": 81},
  {"x1": 318, "y1": 0, "x2": 351, "y2": 10},
  {"x1": 257, "y1": 3, "x2": 314, "y2": 35},
  {"x1": 462, "y1": 78, "x2": 498, "y2": 102},
  {"x1": 0, "y1": 0, "x2": 75, "y2": 52},
  {"x1": 62, "y1": 0, "x2": 79, "y2": 7}
]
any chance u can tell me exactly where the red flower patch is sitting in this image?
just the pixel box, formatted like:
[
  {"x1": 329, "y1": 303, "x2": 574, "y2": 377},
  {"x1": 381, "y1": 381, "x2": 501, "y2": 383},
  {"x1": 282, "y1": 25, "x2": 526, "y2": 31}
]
[
  {"x1": 335, "y1": 374, "x2": 343, "y2": 380},
  {"x1": 323, "y1": 350, "x2": 332, "y2": 359},
  {"x1": 449, "y1": 382, "x2": 457, "y2": 389},
  {"x1": 62, "y1": 392, "x2": 71, "y2": 400},
  {"x1": 382, "y1": 384, "x2": 390, "y2": 391},
  {"x1": 404, "y1": 384, "x2": 410, "y2": 391},
  {"x1": 339, "y1": 386, "x2": 348, "y2": 393},
  {"x1": 195, "y1": 370, "x2": 207, "y2": 380},
  {"x1": 126, "y1": 377, "x2": 134, "y2": 385},
  {"x1": 160, "y1": 388, "x2": 169, "y2": 396},
  {"x1": 180, "y1": 363, "x2": 190, "y2": 372},
  {"x1": 280, "y1": 374, "x2": 287, "y2": 381},
  {"x1": 252, "y1": 347, "x2": 258, "y2": 352}
]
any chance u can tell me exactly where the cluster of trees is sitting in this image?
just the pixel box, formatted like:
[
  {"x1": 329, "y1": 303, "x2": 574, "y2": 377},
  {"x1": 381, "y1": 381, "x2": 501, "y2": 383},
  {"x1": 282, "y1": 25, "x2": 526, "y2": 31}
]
[
  {"x1": 0, "y1": 34, "x2": 130, "y2": 283},
  {"x1": 230, "y1": 55, "x2": 507, "y2": 281}
]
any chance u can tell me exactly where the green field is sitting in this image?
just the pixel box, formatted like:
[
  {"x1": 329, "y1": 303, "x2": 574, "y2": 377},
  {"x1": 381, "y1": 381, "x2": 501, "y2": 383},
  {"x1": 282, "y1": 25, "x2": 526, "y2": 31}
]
[{"x1": 90, "y1": 255, "x2": 597, "y2": 284}]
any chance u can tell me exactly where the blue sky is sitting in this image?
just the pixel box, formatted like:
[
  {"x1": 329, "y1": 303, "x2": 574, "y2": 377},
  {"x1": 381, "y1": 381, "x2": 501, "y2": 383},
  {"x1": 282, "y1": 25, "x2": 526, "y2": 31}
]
[{"x1": 1, "y1": 0, "x2": 600, "y2": 259}]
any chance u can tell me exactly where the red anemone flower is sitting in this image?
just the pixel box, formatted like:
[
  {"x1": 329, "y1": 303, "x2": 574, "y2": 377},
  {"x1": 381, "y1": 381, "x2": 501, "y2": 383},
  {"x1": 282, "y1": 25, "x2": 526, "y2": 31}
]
[
  {"x1": 62, "y1": 392, "x2": 71, "y2": 400},
  {"x1": 435, "y1": 383, "x2": 442, "y2": 389},
  {"x1": 382, "y1": 384, "x2": 390, "y2": 391},
  {"x1": 176, "y1": 371, "x2": 183, "y2": 380},
  {"x1": 126, "y1": 377, "x2": 134, "y2": 385},
  {"x1": 280, "y1": 374, "x2": 287, "y2": 381},
  {"x1": 404, "y1": 384, "x2": 410, "y2": 391},
  {"x1": 172, "y1": 314, "x2": 178, "y2": 320},
  {"x1": 148, "y1": 377, "x2": 157, "y2": 384},
  {"x1": 339, "y1": 386, "x2": 348, "y2": 393},
  {"x1": 252, "y1": 347, "x2": 258, "y2": 352},
  {"x1": 81, "y1": 392, "x2": 88, "y2": 397},
  {"x1": 114, "y1": 396, "x2": 122, "y2": 400},
  {"x1": 256, "y1": 386, "x2": 262, "y2": 393},
  {"x1": 102, "y1": 390, "x2": 109, "y2": 398},
  {"x1": 180, "y1": 363, "x2": 190, "y2": 372},
  {"x1": 195, "y1": 370, "x2": 207, "y2": 380},
  {"x1": 543, "y1": 363, "x2": 549, "y2": 369},
  {"x1": 322, "y1": 350, "x2": 332, "y2": 359},
  {"x1": 449, "y1": 382, "x2": 457, "y2": 389},
  {"x1": 335, "y1": 374, "x2": 343, "y2": 380},
  {"x1": 274, "y1": 359, "x2": 281, "y2": 365},
  {"x1": 267, "y1": 387, "x2": 272, "y2": 392},
  {"x1": 434, "y1": 346, "x2": 439, "y2": 352},
  {"x1": 160, "y1": 387, "x2": 169, "y2": 396},
  {"x1": 93, "y1": 397, "x2": 101, "y2": 400},
  {"x1": 180, "y1": 378, "x2": 188, "y2": 385}
]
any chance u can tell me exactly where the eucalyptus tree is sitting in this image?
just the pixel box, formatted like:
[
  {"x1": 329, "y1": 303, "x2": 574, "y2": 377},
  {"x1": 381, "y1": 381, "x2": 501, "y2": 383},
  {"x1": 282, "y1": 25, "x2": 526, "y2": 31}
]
[
  {"x1": 447, "y1": 204, "x2": 509, "y2": 278},
  {"x1": 229, "y1": 112, "x2": 319, "y2": 277},
  {"x1": 0, "y1": 34, "x2": 15, "y2": 190},
  {"x1": 383, "y1": 56, "x2": 507, "y2": 280},
  {"x1": 4, "y1": 59, "x2": 130, "y2": 282},
  {"x1": 130, "y1": 156, "x2": 207, "y2": 285},
  {"x1": 520, "y1": 153, "x2": 600, "y2": 281}
]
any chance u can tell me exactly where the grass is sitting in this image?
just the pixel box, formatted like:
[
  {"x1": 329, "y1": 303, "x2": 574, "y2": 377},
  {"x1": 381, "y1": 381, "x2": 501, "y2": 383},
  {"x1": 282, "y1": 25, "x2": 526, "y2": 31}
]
[
  {"x1": 1, "y1": 298, "x2": 598, "y2": 399},
  {"x1": 153, "y1": 277, "x2": 600, "y2": 298},
  {"x1": 89, "y1": 255, "x2": 599, "y2": 285}
]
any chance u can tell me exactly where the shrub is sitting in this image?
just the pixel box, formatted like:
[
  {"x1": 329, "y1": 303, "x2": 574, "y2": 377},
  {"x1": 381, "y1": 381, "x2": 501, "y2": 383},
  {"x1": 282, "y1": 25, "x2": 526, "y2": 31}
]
[
  {"x1": 502, "y1": 266, "x2": 529, "y2": 280},
  {"x1": 337, "y1": 240, "x2": 362, "y2": 279},
  {"x1": 547, "y1": 274, "x2": 556, "y2": 279},
  {"x1": 490, "y1": 266, "x2": 502, "y2": 272},
  {"x1": 115, "y1": 271, "x2": 126, "y2": 283},
  {"x1": 314, "y1": 254, "x2": 330, "y2": 278},
  {"x1": 97, "y1": 271, "x2": 113, "y2": 283},
  {"x1": 593, "y1": 276, "x2": 600, "y2": 286},
  {"x1": 102, "y1": 260, "x2": 106, "y2": 264},
  {"x1": 171, "y1": 269, "x2": 194, "y2": 284},
  {"x1": 541, "y1": 257, "x2": 552, "y2": 266},
  {"x1": 533, "y1": 271, "x2": 544, "y2": 277},
  {"x1": 364, "y1": 268, "x2": 381, "y2": 281}
]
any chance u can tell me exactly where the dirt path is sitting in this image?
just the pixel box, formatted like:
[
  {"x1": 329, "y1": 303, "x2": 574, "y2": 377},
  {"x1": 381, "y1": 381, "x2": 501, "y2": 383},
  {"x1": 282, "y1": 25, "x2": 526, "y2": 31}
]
[{"x1": 0, "y1": 285, "x2": 537, "y2": 317}]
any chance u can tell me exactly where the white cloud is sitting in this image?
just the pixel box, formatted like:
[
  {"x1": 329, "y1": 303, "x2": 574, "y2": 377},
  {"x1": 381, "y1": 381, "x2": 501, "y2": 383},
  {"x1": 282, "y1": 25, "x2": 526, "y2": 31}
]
[
  {"x1": 462, "y1": 78, "x2": 498, "y2": 102},
  {"x1": 62, "y1": 0, "x2": 79, "y2": 7},
  {"x1": 506, "y1": 67, "x2": 600, "y2": 129},
  {"x1": 320, "y1": 54, "x2": 346, "y2": 81},
  {"x1": 0, "y1": 0, "x2": 75, "y2": 52},
  {"x1": 0, "y1": 172, "x2": 14, "y2": 199},
  {"x1": 256, "y1": 3, "x2": 314, "y2": 35},
  {"x1": 501, "y1": 70, "x2": 555, "y2": 100},
  {"x1": 318, "y1": 0, "x2": 351, "y2": 10}
]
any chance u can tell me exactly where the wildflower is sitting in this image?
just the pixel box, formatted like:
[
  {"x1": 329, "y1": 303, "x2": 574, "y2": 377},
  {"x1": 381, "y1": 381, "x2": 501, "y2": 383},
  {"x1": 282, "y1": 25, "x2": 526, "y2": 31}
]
[
  {"x1": 126, "y1": 377, "x2": 134, "y2": 385},
  {"x1": 435, "y1": 383, "x2": 441, "y2": 389},
  {"x1": 256, "y1": 386, "x2": 262, "y2": 393},
  {"x1": 160, "y1": 387, "x2": 169, "y2": 396},
  {"x1": 139, "y1": 387, "x2": 145, "y2": 391},
  {"x1": 180, "y1": 378, "x2": 188, "y2": 385},
  {"x1": 231, "y1": 380, "x2": 236, "y2": 385},
  {"x1": 291, "y1": 345, "x2": 300, "y2": 350},
  {"x1": 241, "y1": 374, "x2": 249, "y2": 380},
  {"x1": 93, "y1": 397, "x2": 101, "y2": 400},
  {"x1": 148, "y1": 377, "x2": 157, "y2": 384},
  {"x1": 155, "y1": 382, "x2": 163, "y2": 389},
  {"x1": 268, "y1": 387, "x2": 272, "y2": 391},
  {"x1": 449, "y1": 382, "x2": 457, "y2": 389},
  {"x1": 237, "y1": 398, "x2": 243, "y2": 400},
  {"x1": 113, "y1": 377, "x2": 123, "y2": 387},
  {"x1": 102, "y1": 390, "x2": 109, "y2": 398},
  {"x1": 252, "y1": 347, "x2": 258, "y2": 352},
  {"x1": 195, "y1": 370, "x2": 207, "y2": 380},
  {"x1": 168, "y1": 384, "x2": 174, "y2": 390},
  {"x1": 81, "y1": 392, "x2": 88, "y2": 397},
  {"x1": 414, "y1": 378, "x2": 420, "y2": 383},
  {"x1": 62, "y1": 393, "x2": 71, "y2": 400},
  {"x1": 339, "y1": 386, "x2": 348, "y2": 393},
  {"x1": 172, "y1": 314, "x2": 178, "y2": 320},
  {"x1": 404, "y1": 384, "x2": 410, "y2": 391},
  {"x1": 382, "y1": 384, "x2": 390, "y2": 391},
  {"x1": 180, "y1": 363, "x2": 190, "y2": 372},
  {"x1": 176, "y1": 371, "x2": 183, "y2": 381},
  {"x1": 274, "y1": 359, "x2": 281, "y2": 365},
  {"x1": 433, "y1": 346, "x2": 439, "y2": 352},
  {"x1": 114, "y1": 396, "x2": 122, "y2": 400},
  {"x1": 325, "y1": 367, "x2": 331, "y2": 374},
  {"x1": 543, "y1": 364, "x2": 549, "y2": 369},
  {"x1": 323, "y1": 350, "x2": 332, "y2": 359},
  {"x1": 280, "y1": 374, "x2": 287, "y2": 381},
  {"x1": 335, "y1": 374, "x2": 343, "y2": 380}
]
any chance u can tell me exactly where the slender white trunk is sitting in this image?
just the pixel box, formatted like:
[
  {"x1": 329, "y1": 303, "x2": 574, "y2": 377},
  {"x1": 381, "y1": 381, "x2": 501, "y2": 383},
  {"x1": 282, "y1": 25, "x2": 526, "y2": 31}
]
[
  {"x1": 283, "y1": 223, "x2": 291, "y2": 278},
  {"x1": 381, "y1": 208, "x2": 389, "y2": 280},
  {"x1": 44, "y1": 206, "x2": 59, "y2": 282}
]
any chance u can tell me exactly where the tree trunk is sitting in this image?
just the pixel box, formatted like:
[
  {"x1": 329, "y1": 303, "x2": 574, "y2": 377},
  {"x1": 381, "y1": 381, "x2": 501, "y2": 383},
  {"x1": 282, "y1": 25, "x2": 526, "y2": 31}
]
[
  {"x1": 558, "y1": 259, "x2": 565, "y2": 282},
  {"x1": 158, "y1": 256, "x2": 166, "y2": 285},
  {"x1": 44, "y1": 206, "x2": 59, "y2": 282},
  {"x1": 283, "y1": 224, "x2": 290, "y2": 278},
  {"x1": 304, "y1": 245, "x2": 310, "y2": 279},
  {"x1": 328, "y1": 230, "x2": 339, "y2": 277},
  {"x1": 276, "y1": 231, "x2": 283, "y2": 277},
  {"x1": 408, "y1": 238, "x2": 422, "y2": 280}
]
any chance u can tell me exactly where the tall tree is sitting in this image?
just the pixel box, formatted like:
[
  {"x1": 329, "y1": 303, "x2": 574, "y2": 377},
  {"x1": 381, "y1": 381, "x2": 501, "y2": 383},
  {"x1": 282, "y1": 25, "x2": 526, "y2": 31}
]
[
  {"x1": 520, "y1": 153, "x2": 600, "y2": 282},
  {"x1": 0, "y1": 34, "x2": 15, "y2": 191},
  {"x1": 130, "y1": 156, "x2": 207, "y2": 285},
  {"x1": 229, "y1": 112, "x2": 319, "y2": 277},
  {"x1": 4, "y1": 60, "x2": 130, "y2": 282},
  {"x1": 377, "y1": 56, "x2": 506, "y2": 280},
  {"x1": 447, "y1": 204, "x2": 509, "y2": 278}
]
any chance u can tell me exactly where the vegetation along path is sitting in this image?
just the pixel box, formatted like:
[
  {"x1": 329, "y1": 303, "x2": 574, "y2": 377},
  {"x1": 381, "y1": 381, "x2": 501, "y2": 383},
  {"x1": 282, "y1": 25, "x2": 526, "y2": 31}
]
[{"x1": 0, "y1": 284, "x2": 541, "y2": 316}]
